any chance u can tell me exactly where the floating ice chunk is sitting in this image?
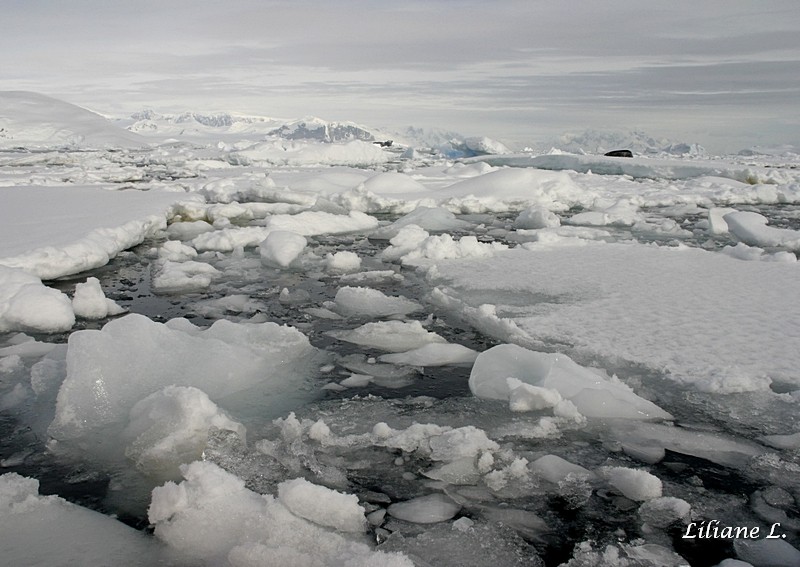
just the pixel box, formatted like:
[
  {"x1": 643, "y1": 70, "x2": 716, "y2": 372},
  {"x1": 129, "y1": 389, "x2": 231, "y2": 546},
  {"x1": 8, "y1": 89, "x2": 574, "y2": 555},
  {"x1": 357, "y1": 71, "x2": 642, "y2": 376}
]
[
  {"x1": 382, "y1": 224, "x2": 430, "y2": 262},
  {"x1": 530, "y1": 455, "x2": 595, "y2": 484},
  {"x1": 379, "y1": 343, "x2": 478, "y2": 366},
  {"x1": 49, "y1": 314, "x2": 319, "y2": 446},
  {"x1": 165, "y1": 219, "x2": 214, "y2": 240},
  {"x1": 339, "y1": 373, "x2": 373, "y2": 387},
  {"x1": 122, "y1": 385, "x2": 245, "y2": 480},
  {"x1": 387, "y1": 493, "x2": 461, "y2": 524},
  {"x1": 374, "y1": 422, "x2": 497, "y2": 462},
  {"x1": 191, "y1": 226, "x2": 272, "y2": 252},
  {"x1": 734, "y1": 538, "x2": 800, "y2": 567},
  {"x1": 608, "y1": 421, "x2": 765, "y2": 469},
  {"x1": 708, "y1": 207, "x2": 737, "y2": 235},
  {"x1": 278, "y1": 477, "x2": 366, "y2": 533},
  {"x1": 258, "y1": 230, "x2": 307, "y2": 268},
  {"x1": 564, "y1": 540, "x2": 689, "y2": 567},
  {"x1": 0, "y1": 473, "x2": 166, "y2": 565},
  {"x1": 325, "y1": 250, "x2": 361, "y2": 274},
  {"x1": 339, "y1": 269, "x2": 403, "y2": 285},
  {"x1": 480, "y1": 506, "x2": 549, "y2": 539},
  {"x1": 0, "y1": 266, "x2": 74, "y2": 333},
  {"x1": 759, "y1": 432, "x2": 800, "y2": 450},
  {"x1": 714, "y1": 560, "x2": 754, "y2": 567},
  {"x1": 264, "y1": 210, "x2": 378, "y2": 236},
  {"x1": 470, "y1": 344, "x2": 672, "y2": 420},
  {"x1": 506, "y1": 378, "x2": 562, "y2": 412},
  {"x1": 515, "y1": 206, "x2": 561, "y2": 229},
  {"x1": 423, "y1": 457, "x2": 481, "y2": 485},
  {"x1": 438, "y1": 167, "x2": 586, "y2": 212},
  {"x1": 149, "y1": 461, "x2": 412, "y2": 566},
  {"x1": 565, "y1": 200, "x2": 640, "y2": 227},
  {"x1": 193, "y1": 295, "x2": 264, "y2": 318},
  {"x1": 599, "y1": 466, "x2": 662, "y2": 501},
  {"x1": 638, "y1": 497, "x2": 691, "y2": 529},
  {"x1": 371, "y1": 206, "x2": 472, "y2": 239},
  {"x1": 428, "y1": 426, "x2": 499, "y2": 462},
  {"x1": 151, "y1": 259, "x2": 219, "y2": 292},
  {"x1": 72, "y1": 277, "x2": 125, "y2": 319},
  {"x1": 330, "y1": 286, "x2": 421, "y2": 318},
  {"x1": 157, "y1": 239, "x2": 198, "y2": 262},
  {"x1": 326, "y1": 320, "x2": 447, "y2": 352},
  {"x1": 400, "y1": 233, "x2": 508, "y2": 264},
  {"x1": 724, "y1": 211, "x2": 800, "y2": 250}
]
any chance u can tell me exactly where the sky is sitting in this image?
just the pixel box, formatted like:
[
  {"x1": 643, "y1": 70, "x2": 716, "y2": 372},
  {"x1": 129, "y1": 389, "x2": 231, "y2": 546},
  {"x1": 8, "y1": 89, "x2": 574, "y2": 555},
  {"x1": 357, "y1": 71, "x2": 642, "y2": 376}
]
[{"x1": 1, "y1": 0, "x2": 799, "y2": 153}]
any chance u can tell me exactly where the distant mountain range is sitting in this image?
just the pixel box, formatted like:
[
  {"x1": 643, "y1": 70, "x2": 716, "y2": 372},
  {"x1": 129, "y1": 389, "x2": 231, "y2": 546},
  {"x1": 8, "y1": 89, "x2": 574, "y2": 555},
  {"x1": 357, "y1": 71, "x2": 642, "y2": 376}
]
[
  {"x1": 2, "y1": 91, "x2": 723, "y2": 158},
  {"x1": 545, "y1": 129, "x2": 707, "y2": 157}
]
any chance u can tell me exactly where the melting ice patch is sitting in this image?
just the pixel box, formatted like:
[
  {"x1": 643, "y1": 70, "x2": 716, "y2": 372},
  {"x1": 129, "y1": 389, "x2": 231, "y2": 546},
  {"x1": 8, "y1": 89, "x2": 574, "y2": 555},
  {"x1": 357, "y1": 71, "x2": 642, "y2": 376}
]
[
  {"x1": 431, "y1": 240, "x2": 800, "y2": 394},
  {"x1": 48, "y1": 314, "x2": 322, "y2": 474},
  {"x1": 469, "y1": 344, "x2": 672, "y2": 421}
]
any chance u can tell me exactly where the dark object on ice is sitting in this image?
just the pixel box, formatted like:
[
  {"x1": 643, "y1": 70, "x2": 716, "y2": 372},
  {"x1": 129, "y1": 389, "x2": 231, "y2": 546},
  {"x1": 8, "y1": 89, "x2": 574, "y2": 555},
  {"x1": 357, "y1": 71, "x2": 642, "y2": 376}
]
[
  {"x1": 373, "y1": 140, "x2": 393, "y2": 147},
  {"x1": 604, "y1": 149, "x2": 633, "y2": 158}
]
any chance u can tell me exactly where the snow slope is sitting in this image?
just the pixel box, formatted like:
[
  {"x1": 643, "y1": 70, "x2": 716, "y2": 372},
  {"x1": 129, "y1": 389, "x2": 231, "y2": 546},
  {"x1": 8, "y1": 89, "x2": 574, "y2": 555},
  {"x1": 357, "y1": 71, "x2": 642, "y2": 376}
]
[{"x1": 0, "y1": 91, "x2": 147, "y2": 149}]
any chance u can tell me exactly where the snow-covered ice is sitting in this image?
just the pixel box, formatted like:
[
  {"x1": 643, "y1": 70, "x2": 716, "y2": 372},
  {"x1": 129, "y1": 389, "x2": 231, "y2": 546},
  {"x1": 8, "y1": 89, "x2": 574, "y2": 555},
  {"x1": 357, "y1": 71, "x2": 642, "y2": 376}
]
[{"x1": 2, "y1": 92, "x2": 800, "y2": 566}]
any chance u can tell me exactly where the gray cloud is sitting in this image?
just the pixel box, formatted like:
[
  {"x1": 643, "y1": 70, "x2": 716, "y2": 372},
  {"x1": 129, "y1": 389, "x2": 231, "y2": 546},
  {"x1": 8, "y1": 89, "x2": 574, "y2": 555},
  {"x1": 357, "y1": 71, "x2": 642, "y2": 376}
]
[{"x1": 2, "y1": 0, "x2": 798, "y2": 152}]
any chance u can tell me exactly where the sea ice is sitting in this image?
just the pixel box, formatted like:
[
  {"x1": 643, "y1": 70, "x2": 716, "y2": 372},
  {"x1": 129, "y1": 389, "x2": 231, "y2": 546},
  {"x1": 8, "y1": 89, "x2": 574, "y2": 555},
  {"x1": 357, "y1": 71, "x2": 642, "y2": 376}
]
[
  {"x1": 71, "y1": 276, "x2": 125, "y2": 319},
  {"x1": 157, "y1": 239, "x2": 198, "y2": 261},
  {"x1": 123, "y1": 385, "x2": 246, "y2": 480},
  {"x1": 529, "y1": 454, "x2": 595, "y2": 484},
  {"x1": 378, "y1": 342, "x2": 478, "y2": 366},
  {"x1": 371, "y1": 206, "x2": 473, "y2": 239},
  {"x1": 432, "y1": 240, "x2": 800, "y2": 394},
  {"x1": 514, "y1": 206, "x2": 561, "y2": 229},
  {"x1": 325, "y1": 250, "x2": 362, "y2": 273},
  {"x1": 326, "y1": 320, "x2": 447, "y2": 352},
  {"x1": 387, "y1": 493, "x2": 461, "y2": 524},
  {"x1": 48, "y1": 314, "x2": 320, "y2": 464},
  {"x1": 0, "y1": 472, "x2": 167, "y2": 565},
  {"x1": 469, "y1": 344, "x2": 672, "y2": 420},
  {"x1": 264, "y1": 209, "x2": 379, "y2": 235},
  {"x1": 258, "y1": 230, "x2": 307, "y2": 268},
  {"x1": 724, "y1": 210, "x2": 800, "y2": 250},
  {"x1": 277, "y1": 477, "x2": 366, "y2": 532},
  {"x1": 0, "y1": 266, "x2": 75, "y2": 333},
  {"x1": 149, "y1": 461, "x2": 412, "y2": 566},
  {"x1": 599, "y1": 466, "x2": 663, "y2": 501},
  {"x1": 151, "y1": 259, "x2": 220, "y2": 292},
  {"x1": 329, "y1": 286, "x2": 421, "y2": 318}
]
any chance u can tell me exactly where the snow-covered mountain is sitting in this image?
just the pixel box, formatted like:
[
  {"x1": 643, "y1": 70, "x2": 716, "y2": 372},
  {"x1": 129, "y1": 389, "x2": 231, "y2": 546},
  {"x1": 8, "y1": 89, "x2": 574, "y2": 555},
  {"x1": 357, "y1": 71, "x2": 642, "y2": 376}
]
[
  {"x1": 0, "y1": 91, "x2": 147, "y2": 149},
  {"x1": 0, "y1": 91, "x2": 509, "y2": 157},
  {"x1": 268, "y1": 117, "x2": 376, "y2": 143},
  {"x1": 547, "y1": 129, "x2": 706, "y2": 157}
]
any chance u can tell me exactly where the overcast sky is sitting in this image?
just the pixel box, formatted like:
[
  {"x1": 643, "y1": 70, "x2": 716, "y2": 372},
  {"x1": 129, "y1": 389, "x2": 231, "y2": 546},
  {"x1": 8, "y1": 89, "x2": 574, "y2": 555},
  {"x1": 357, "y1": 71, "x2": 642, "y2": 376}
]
[{"x1": 2, "y1": 0, "x2": 798, "y2": 152}]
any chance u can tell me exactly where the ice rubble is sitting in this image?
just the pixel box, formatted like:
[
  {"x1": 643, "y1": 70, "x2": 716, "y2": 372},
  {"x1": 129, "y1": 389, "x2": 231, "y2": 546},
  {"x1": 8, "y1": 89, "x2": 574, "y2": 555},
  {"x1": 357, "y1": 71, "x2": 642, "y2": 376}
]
[
  {"x1": 470, "y1": 344, "x2": 672, "y2": 420},
  {"x1": 0, "y1": 265, "x2": 75, "y2": 333},
  {"x1": 4, "y1": 99, "x2": 800, "y2": 566},
  {"x1": 0, "y1": 473, "x2": 170, "y2": 566},
  {"x1": 48, "y1": 314, "x2": 322, "y2": 475},
  {"x1": 71, "y1": 276, "x2": 126, "y2": 319},
  {"x1": 328, "y1": 286, "x2": 422, "y2": 319},
  {"x1": 259, "y1": 230, "x2": 308, "y2": 268}
]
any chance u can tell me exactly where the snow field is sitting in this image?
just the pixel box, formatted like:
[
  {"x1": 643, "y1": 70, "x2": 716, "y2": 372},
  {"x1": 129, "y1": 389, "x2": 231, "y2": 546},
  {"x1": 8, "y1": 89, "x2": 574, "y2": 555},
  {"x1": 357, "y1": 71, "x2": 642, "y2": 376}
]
[{"x1": 2, "y1": 103, "x2": 800, "y2": 565}]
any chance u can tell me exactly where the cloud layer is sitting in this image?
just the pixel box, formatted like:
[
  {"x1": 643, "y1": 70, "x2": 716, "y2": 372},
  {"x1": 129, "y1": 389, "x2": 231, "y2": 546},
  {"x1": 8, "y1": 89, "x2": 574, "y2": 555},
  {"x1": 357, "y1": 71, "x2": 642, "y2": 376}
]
[{"x1": 2, "y1": 0, "x2": 798, "y2": 152}]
